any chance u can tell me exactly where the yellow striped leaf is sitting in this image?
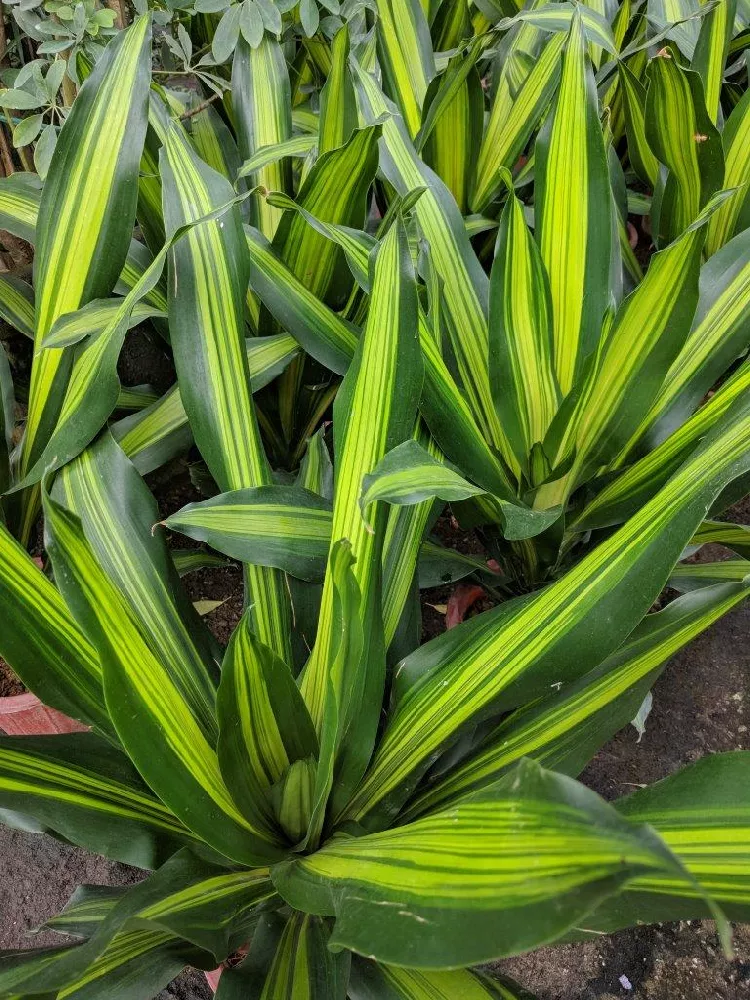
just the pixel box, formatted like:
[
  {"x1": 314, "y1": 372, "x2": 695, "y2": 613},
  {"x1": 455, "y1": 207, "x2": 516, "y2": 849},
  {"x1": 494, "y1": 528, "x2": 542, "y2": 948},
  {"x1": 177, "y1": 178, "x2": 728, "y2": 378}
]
[
  {"x1": 161, "y1": 120, "x2": 291, "y2": 664},
  {"x1": 489, "y1": 176, "x2": 559, "y2": 476},
  {"x1": 42, "y1": 486, "x2": 283, "y2": 866},
  {"x1": 669, "y1": 558, "x2": 750, "y2": 591},
  {"x1": 18, "y1": 17, "x2": 152, "y2": 535},
  {"x1": 273, "y1": 758, "x2": 703, "y2": 968},
  {"x1": 692, "y1": 0, "x2": 736, "y2": 123},
  {"x1": 318, "y1": 23, "x2": 357, "y2": 154},
  {"x1": 705, "y1": 88, "x2": 750, "y2": 255},
  {"x1": 113, "y1": 333, "x2": 298, "y2": 475},
  {"x1": 349, "y1": 958, "x2": 536, "y2": 1000},
  {"x1": 619, "y1": 61, "x2": 660, "y2": 188},
  {"x1": 353, "y1": 60, "x2": 512, "y2": 467},
  {"x1": 54, "y1": 433, "x2": 221, "y2": 742},
  {"x1": 0, "y1": 273, "x2": 34, "y2": 339},
  {"x1": 0, "y1": 521, "x2": 107, "y2": 731},
  {"x1": 583, "y1": 752, "x2": 750, "y2": 928},
  {"x1": 535, "y1": 13, "x2": 612, "y2": 396},
  {"x1": 217, "y1": 613, "x2": 318, "y2": 834},
  {"x1": 216, "y1": 911, "x2": 350, "y2": 999},
  {"x1": 300, "y1": 219, "x2": 422, "y2": 808},
  {"x1": 374, "y1": 0, "x2": 435, "y2": 138},
  {"x1": 0, "y1": 734, "x2": 198, "y2": 869},
  {"x1": 623, "y1": 226, "x2": 750, "y2": 457},
  {"x1": 566, "y1": 197, "x2": 719, "y2": 485},
  {"x1": 343, "y1": 399, "x2": 750, "y2": 823},
  {"x1": 573, "y1": 360, "x2": 750, "y2": 530},
  {"x1": 232, "y1": 35, "x2": 292, "y2": 237},
  {"x1": 405, "y1": 579, "x2": 750, "y2": 817},
  {"x1": 472, "y1": 22, "x2": 562, "y2": 213},
  {"x1": 645, "y1": 47, "x2": 723, "y2": 246},
  {"x1": 0, "y1": 171, "x2": 41, "y2": 244}
]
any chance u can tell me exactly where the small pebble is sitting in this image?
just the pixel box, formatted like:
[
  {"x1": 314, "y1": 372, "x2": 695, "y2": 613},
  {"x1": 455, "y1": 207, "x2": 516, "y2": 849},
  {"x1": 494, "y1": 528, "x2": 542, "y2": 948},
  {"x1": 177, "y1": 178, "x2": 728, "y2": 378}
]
[{"x1": 619, "y1": 974, "x2": 633, "y2": 991}]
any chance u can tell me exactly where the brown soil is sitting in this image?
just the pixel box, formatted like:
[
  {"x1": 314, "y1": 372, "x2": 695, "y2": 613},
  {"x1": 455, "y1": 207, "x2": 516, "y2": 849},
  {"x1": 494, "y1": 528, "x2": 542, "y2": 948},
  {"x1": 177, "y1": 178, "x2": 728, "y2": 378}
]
[{"x1": 0, "y1": 657, "x2": 25, "y2": 696}]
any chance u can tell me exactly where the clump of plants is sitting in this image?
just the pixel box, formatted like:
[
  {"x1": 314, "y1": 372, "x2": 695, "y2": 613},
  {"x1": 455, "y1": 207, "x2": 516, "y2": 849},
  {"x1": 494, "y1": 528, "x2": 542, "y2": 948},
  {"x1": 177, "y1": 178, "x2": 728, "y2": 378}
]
[{"x1": 0, "y1": 0, "x2": 749, "y2": 996}]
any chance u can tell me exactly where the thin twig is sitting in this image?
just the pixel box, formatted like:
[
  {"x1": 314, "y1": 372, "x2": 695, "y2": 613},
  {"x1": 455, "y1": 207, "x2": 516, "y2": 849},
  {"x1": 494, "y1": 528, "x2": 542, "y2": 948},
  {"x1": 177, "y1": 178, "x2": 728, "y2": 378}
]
[
  {"x1": 179, "y1": 91, "x2": 222, "y2": 121},
  {"x1": 0, "y1": 0, "x2": 8, "y2": 65},
  {"x1": 0, "y1": 122, "x2": 14, "y2": 176},
  {"x1": 104, "y1": 0, "x2": 127, "y2": 29}
]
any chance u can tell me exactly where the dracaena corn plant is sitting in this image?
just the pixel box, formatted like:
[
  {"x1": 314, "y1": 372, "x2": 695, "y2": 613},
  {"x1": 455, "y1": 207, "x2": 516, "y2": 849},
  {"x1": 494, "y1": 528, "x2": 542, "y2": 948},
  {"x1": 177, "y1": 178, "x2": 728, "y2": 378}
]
[{"x1": 0, "y1": 2, "x2": 749, "y2": 998}]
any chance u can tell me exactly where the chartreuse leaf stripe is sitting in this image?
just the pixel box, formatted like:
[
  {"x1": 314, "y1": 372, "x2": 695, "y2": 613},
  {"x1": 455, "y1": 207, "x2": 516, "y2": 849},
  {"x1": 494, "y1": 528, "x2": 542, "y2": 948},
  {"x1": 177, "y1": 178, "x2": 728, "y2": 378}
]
[
  {"x1": 353, "y1": 59, "x2": 513, "y2": 468},
  {"x1": 645, "y1": 48, "x2": 723, "y2": 246},
  {"x1": 45, "y1": 886, "x2": 125, "y2": 939},
  {"x1": 0, "y1": 171, "x2": 41, "y2": 243},
  {"x1": 249, "y1": 198, "x2": 516, "y2": 500},
  {"x1": 589, "y1": 753, "x2": 750, "y2": 926},
  {"x1": 113, "y1": 334, "x2": 298, "y2": 475},
  {"x1": 165, "y1": 486, "x2": 333, "y2": 582},
  {"x1": 19, "y1": 17, "x2": 151, "y2": 485},
  {"x1": 692, "y1": 0, "x2": 736, "y2": 123},
  {"x1": 618, "y1": 61, "x2": 659, "y2": 188},
  {"x1": 405, "y1": 579, "x2": 750, "y2": 819},
  {"x1": 374, "y1": 0, "x2": 435, "y2": 138},
  {"x1": 0, "y1": 273, "x2": 34, "y2": 339},
  {"x1": 566, "y1": 198, "x2": 715, "y2": 485},
  {"x1": 232, "y1": 36, "x2": 292, "y2": 237},
  {"x1": 646, "y1": 0, "x2": 701, "y2": 59},
  {"x1": 246, "y1": 224, "x2": 359, "y2": 375},
  {"x1": 535, "y1": 13, "x2": 611, "y2": 396},
  {"x1": 300, "y1": 221, "x2": 422, "y2": 739},
  {"x1": 349, "y1": 957, "x2": 536, "y2": 999},
  {"x1": 489, "y1": 176, "x2": 559, "y2": 473},
  {"x1": 705, "y1": 89, "x2": 750, "y2": 255},
  {"x1": 514, "y1": 2, "x2": 618, "y2": 53},
  {"x1": 216, "y1": 612, "x2": 318, "y2": 832},
  {"x1": 55, "y1": 433, "x2": 220, "y2": 742},
  {"x1": 0, "y1": 172, "x2": 166, "y2": 316},
  {"x1": 0, "y1": 734, "x2": 198, "y2": 869},
  {"x1": 275, "y1": 122, "x2": 382, "y2": 306},
  {"x1": 162, "y1": 122, "x2": 290, "y2": 665},
  {"x1": 0, "y1": 927, "x2": 185, "y2": 999},
  {"x1": 640, "y1": 225, "x2": 750, "y2": 448},
  {"x1": 55, "y1": 928, "x2": 182, "y2": 999},
  {"x1": 361, "y1": 439, "x2": 559, "y2": 541},
  {"x1": 361, "y1": 439, "x2": 485, "y2": 511},
  {"x1": 420, "y1": 38, "x2": 485, "y2": 213},
  {"x1": 0, "y1": 522, "x2": 106, "y2": 731},
  {"x1": 219, "y1": 911, "x2": 350, "y2": 1000},
  {"x1": 482, "y1": 33, "x2": 565, "y2": 206},
  {"x1": 190, "y1": 105, "x2": 242, "y2": 184},
  {"x1": 344, "y1": 401, "x2": 750, "y2": 823},
  {"x1": 688, "y1": 519, "x2": 750, "y2": 555},
  {"x1": 381, "y1": 426, "x2": 441, "y2": 649},
  {"x1": 575, "y1": 361, "x2": 750, "y2": 530},
  {"x1": 319, "y1": 24, "x2": 357, "y2": 155},
  {"x1": 273, "y1": 759, "x2": 697, "y2": 969},
  {"x1": 13, "y1": 240, "x2": 171, "y2": 490},
  {"x1": 471, "y1": 10, "x2": 548, "y2": 212},
  {"x1": 42, "y1": 488, "x2": 282, "y2": 866},
  {"x1": 43, "y1": 298, "x2": 164, "y2": 350},
  {"x1": 669, "y1": 559, "x2": 750, "y2": 591},
  {"x1": 236, "y1": 134, "x2": 318, "y2": 178},
  {"x1": 0, "y1": 851, "x2": 272, "y2": 994}
]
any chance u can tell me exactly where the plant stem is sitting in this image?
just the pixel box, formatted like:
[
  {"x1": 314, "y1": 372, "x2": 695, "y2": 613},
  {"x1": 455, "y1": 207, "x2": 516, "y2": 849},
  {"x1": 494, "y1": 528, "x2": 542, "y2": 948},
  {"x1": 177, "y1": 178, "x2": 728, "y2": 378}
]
[
  {"x1": 179, "y1": 91, "x2": 222, "y2": 120},
  {"x1": 0, "y1": 123, "x2": 14, "y2": 176},
  {"x1": 105, "y1": 0, "x2": 127, "y2": 29},
  {"x1": 0, "y1": 1, "x2": 8, "y2": 66},
  {"x1": 17, "y1": 143, "x2": 33, "y2": 171}
]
